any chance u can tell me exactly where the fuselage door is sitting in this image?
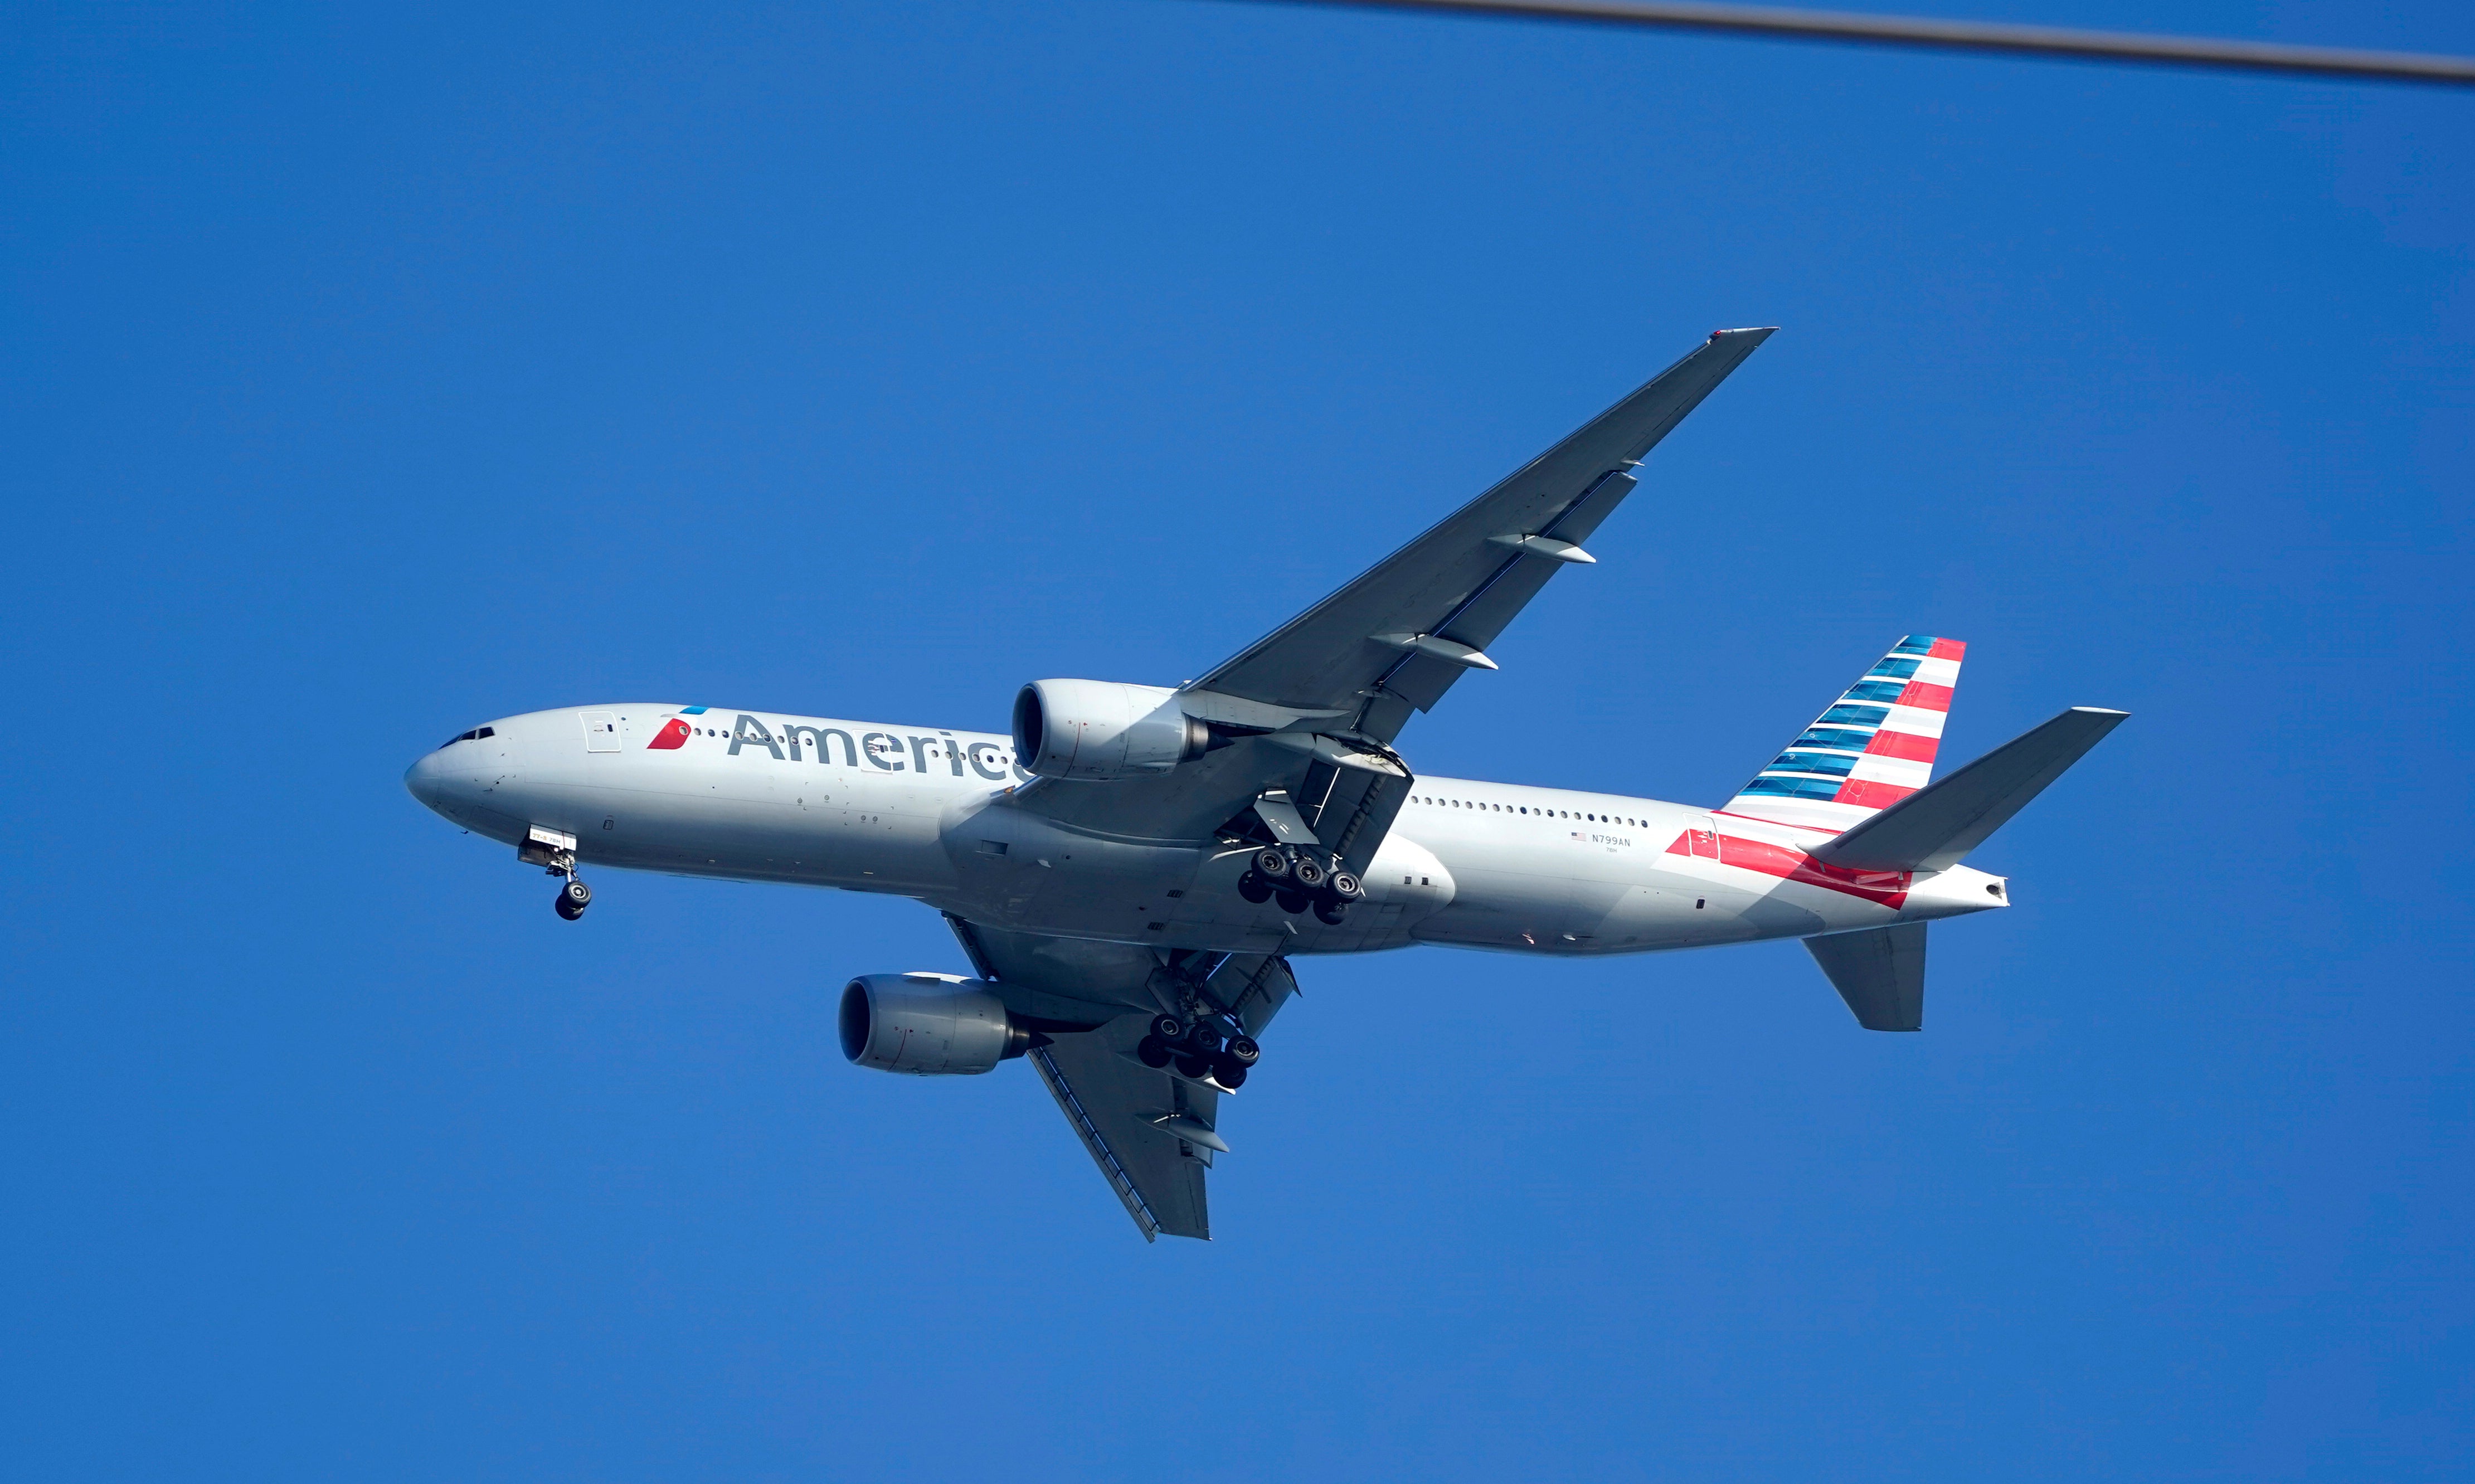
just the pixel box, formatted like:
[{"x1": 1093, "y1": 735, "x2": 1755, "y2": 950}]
[
  {"x1": 1688, "y1": 815, "x2": 1720, "y2": 862},
  {"x1": 581, "y1": 711, "x2": 621, "y2": 753}
]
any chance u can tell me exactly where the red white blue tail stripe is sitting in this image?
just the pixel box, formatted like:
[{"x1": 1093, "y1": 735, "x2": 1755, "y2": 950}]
[{"x1": 1722, "y1": 635, "x2": 1966, "y2": 833}]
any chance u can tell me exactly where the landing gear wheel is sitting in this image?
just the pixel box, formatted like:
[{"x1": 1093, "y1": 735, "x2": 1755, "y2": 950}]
[
  {"x1": 1291, "y1": 857, "x2": 1327, "y2": 891},
  {"x1": 1329, "y1": 870, "x2": 1363, "y2": 902},
  {"x1": 1276, "y1": 888, "x2": 1311, "y2": 915},
  {"x1": 555, "y1": 878, "x2": 591, "y2": 919},
  {"x1": 1253, "y1": 849, "x2": 1292, "y2": 880},
  {"x1": 1227, "y1": 1036, "x2": 1260, "y2": 1065},
  {"x1": 1137, "y1": 1035, "x2": 1173, "y2": 1069},
  {"x1": 555, "y1": 896, "x2": 584, "y2": 921},
  {"x1": 1237, "y1": 869, "x2": 1273, "y2": 904},
  {"x1": 1313, "y1": 897, "x2": 1348, "y2": 926},
  {"x1": 1212, "y1": 1059, "x2": 1248, "y2": 1089},
  {"x1": 1151, "y1": 1014, "x2": 1184, "y2": 1042},
  {"x1": 1175, "y1": 1053, "x2": 1214, "y2": 1081}
]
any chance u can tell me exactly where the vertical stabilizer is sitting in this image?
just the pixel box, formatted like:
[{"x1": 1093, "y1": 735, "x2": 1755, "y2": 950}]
[{"x1": 1723, "y1": 635, "x2": 1966, "y2": 834}]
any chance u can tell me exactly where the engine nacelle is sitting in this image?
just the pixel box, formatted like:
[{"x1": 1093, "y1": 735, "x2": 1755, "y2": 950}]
[
  {"x1": 839, "y1": 974, "x2": 1029, "y2": 1076},
  {"x1": 1012, "y1": 679, "x2": 1216, "y2": 781}
]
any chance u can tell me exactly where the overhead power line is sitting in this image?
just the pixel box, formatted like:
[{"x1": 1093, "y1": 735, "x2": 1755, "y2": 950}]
[{"x1": 1229, "y1": 0, "x2": 2475, "y2": 86}]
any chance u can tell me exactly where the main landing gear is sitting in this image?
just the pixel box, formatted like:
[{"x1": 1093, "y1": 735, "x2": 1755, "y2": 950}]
[
  {"x1": 1236, "y1": 846, "x2": 1363, "y2": 925},
  {"x1": 1136, "y1": 1014, "x2": 1261, "y2": 1089}
]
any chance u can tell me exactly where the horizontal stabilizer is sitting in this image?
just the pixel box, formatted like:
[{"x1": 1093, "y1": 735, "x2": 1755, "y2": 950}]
[
  {"x1": 1811, "y1": 707, "x2": 2128, "y2": 874},
  {"x1": 1806, "y1": 923, "x2": 1927, "y2": 1031}
]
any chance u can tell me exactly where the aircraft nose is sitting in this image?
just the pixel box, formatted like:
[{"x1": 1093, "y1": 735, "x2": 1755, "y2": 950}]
[{"x1": 403, "y1": 749, "x2": 448, "y2": 812}]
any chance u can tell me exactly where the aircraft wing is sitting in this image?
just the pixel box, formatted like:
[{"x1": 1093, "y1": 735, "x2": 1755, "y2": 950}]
[
  {"x1": 1005, "y1": 328, "x2": 1775, "y2": 866},
  {"x1": 1029, "y1": 1018, "x2": 1218, "y2": 1240},
  {"x1": 1188, "y1": 325, "x2": 1773, "y2": 743},
  {"x1": 947, "y1": 916, "x2": 1299, "y2": 1242}
]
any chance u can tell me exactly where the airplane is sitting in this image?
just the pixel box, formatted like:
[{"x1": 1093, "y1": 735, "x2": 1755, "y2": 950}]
[{"x1": 403, "y1": 327, "x2": 2126, "y2": 1241}]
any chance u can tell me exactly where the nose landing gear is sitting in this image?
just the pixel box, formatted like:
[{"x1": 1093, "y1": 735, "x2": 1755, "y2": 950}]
[{"x1": 519, "y1": 834, "x2": 594, "y2": 921}]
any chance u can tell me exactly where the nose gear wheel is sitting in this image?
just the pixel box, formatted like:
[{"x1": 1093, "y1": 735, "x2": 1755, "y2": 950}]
[{"x1": 525, "y1": 843, "x2": 594, "y2": 921}]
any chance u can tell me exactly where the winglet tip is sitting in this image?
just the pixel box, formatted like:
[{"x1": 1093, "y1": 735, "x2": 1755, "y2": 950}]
[{"x1": 1710, "y1": 325, "x2": 1779, "y2": 343}]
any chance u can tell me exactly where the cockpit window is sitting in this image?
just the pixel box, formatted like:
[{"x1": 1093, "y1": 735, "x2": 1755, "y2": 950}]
[{"x1": 440, "y1": 726, "x2": 496, "y2": 747}]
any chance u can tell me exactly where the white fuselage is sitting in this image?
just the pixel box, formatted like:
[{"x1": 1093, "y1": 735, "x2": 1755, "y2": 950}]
[{"x1": 404, "y1": 704, "x2": 2006, "y2": 957}]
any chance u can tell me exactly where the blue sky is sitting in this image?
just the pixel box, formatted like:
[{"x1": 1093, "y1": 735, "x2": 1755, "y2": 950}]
[{"x1": 4, "y1": 2, "x2": 2471, "y2": 1478}]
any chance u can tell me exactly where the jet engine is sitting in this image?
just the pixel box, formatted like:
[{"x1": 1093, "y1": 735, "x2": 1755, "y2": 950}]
[
  {"x1": 839, "y1": 973, "x2": 1030, "y2": 1076},
  {"x1": 1012, "y1": 679, "x2": 1222, "y2": 781}
]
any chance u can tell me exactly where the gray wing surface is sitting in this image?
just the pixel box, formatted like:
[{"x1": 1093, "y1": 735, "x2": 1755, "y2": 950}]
[
  {"x1": 947, "y1": 916, "x2": 1299, "y2": 1242},
  {"x1": 1005, "y1": 328, "x2": 1774, "y2": 871},
  {"x1": 1187, "y1": 325, "x2": 1774, "y2": 743},
  {"x1": 1811, "y1": 707, "x2": 2129, "y2": 874},
  {"x1": 1032, "y1": 1021, "x2": 1217, "y2": 1240},
  {"x1": 1805, "y1": 922, "x2": 1927, "y2": 1031}
]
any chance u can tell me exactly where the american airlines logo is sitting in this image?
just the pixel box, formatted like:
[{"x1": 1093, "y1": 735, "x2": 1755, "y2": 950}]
[{"x1": 655, "y1": 711, "x2": 1032, "y2": 782}]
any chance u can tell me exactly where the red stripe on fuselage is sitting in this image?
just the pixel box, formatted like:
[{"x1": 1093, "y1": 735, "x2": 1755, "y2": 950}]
[
  {"x1": 1666, "y1": 831, "x2": 1910, "y2": 907},
  {"x1": 1714, "y1": 809, "x2": 1839, "y2": 833}
]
